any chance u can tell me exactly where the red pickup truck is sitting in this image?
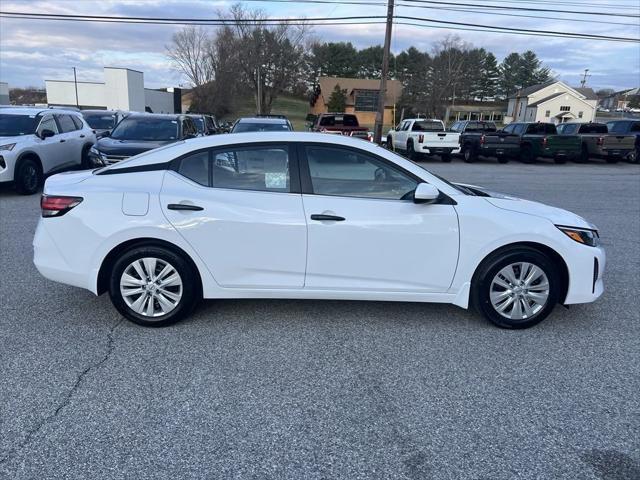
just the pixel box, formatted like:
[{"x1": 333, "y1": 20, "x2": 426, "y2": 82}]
[{"x1": 311, "y1": 113, "x2": 371, "y2": 140}]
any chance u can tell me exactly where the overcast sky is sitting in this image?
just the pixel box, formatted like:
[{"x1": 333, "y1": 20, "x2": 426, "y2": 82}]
[{"x1": 0, "y1": 0, "x2": 638, "y2": 91}]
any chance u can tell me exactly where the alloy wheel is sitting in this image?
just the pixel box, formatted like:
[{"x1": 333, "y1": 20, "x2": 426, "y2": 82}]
[
  {"x1": 120, "y1": 257, "x2": 183, "y2": 317},
  {"x1": 23, "y1": 165, "x2": 38, "y2": 191},
  {"x1": 489, "y1": 262, "x2": 549, "y2": 320}
]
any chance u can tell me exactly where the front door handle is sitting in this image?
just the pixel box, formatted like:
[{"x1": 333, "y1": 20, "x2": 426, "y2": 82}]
[
  {"x1": 79, "y1": 134, "x2": 86, "y2": 138},
  {"x1": 310, "y1": 214, "x2": 345, "y2": 221},
  {"x1": 59, "y1": 139, "x2": 66, "y2": 143},
  {"x1": 167, "y1": 203, "x2": 204, "y2": 211}
]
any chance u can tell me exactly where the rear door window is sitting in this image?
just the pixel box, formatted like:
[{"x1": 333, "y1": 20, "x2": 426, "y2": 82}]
[{"x1": 57, "y1": 114, "x2": 79, "y2": 133}]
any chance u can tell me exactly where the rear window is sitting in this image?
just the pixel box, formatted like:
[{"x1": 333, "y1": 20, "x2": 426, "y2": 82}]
[
  {"x1": 110, "y1": 117, "x2": 178, "y2": 141},
  {"x1": 232, "y1": 122, "x2": 290, "y2": 133},
  {"x1": 464, "y1": 122, "x2": 497, "y2": 133},
  {"x1": 319, "y1": 115, "x2": 359, "y2": 127},
  {"x1": 526, "y1": 123, "x2": 557, "y2": 135},
  {"x1": 83, "y1": 113, "x2": 117, "y2": 130},
  {"x1": 412, "y1": 121, "x2": 443, "y2": 132},
  {"x1": 578, "y1": 124, "x2": 607, "y2": 134}
]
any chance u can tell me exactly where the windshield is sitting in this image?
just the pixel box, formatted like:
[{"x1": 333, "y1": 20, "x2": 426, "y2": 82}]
[
  {"x1": 83, "y1": 113, "x2": 116, "y2": 130},
  {"x1": 0, "y1": 114, "x2": 38, "y2": 136},
  {"x1": 412, "y1": 121, "x2": 444, "y2": 132},
  {"x1": 232, "y1": 122, "x2": 290, "y2": 133},
  {"x1": 110, "y1": 117, "x2": 178, "y2": 141}
]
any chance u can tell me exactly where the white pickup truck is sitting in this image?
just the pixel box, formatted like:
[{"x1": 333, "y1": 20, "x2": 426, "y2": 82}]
[{"x1": 387, "y1": 118, "x2": 461, "y2": 162}]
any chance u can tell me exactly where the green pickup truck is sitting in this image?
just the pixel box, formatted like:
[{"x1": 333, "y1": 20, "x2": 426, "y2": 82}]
[{"x1": 503, "y1": 122, "x2": 581, "y2": 163}]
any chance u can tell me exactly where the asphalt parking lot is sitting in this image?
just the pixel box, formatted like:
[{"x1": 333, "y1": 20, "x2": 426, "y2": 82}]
[{"x1": 1, "y1": 160, "x2": 639, "y2": 480}]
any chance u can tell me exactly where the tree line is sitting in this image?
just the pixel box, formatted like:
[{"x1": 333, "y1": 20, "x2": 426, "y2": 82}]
[{"x1": 168, "y1": 4, "x2": 552, "y2": 118}]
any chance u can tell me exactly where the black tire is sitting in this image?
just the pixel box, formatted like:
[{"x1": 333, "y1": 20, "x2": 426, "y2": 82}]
[
  {"x1": 387, "y1": 136, "x2": 393, "y2": 151},
  {"x1": 630, "y1": 148, "x2": 639, "y2": 164},
  {"x1": 441, "y1": 153, "x2": 452, "y2": 163},
  {"x1": 496, "y1": 155, "x2": 509, "y2": 164},
  {"x1": 14, "y1": 157, "x2": 42, "y2": 195},
  {"x1": 406, "y1": 140, "x2": 417, "y2": 161},
  {"x1": 109, "y1": 245, "x2": 200, "y2": 327},
  {"x1": 462, "y1": 145, "x2": 476, "y2": 163},
  {"x1": 521, "y1": 145, "x2": 535, "y2": 163},
  {"x1": 576, "y1": 145, "x2": 589, "y2": 163},
  {"x1": 472, "y1": 246, "x2": 561, "y2": 329}
]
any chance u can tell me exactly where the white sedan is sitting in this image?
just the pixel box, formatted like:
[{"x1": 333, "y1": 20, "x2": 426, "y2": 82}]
[{"x1": 33, "y1": 132, "x2": 605, "y2": 329}]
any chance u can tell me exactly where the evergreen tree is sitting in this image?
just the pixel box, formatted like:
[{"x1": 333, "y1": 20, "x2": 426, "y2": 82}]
[
  {"x1": 519, "y1": 50, "x2": 551, "y2": 87},
  {"x1": 499, "y1": 52, "x2": 522, "y2": 97},
  {"x1": 479, "y1": 52, "x2": 500, "y2": 100},
  {"x1": 327, "y1": 84, "x2": 347, "y2": 112},
  {"x1": 308, "y1": 42, "x2": 359, "y2": 80}
]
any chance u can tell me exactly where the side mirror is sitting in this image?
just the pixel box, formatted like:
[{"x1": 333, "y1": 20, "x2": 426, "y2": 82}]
[
  {"x1": 40, "y1": 129, "x2": 55, "y2": 139},
  {"x1": 101, "y1": 130, "x2": 111, "y2": 138},
  {"x1": 414, "y1": 183, "x2": 440, "y2": 204}
]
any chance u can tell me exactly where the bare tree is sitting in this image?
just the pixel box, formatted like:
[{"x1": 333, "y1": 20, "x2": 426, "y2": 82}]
[{"x1": 167, "y1": 26, "x2": 214, "y2": 87}]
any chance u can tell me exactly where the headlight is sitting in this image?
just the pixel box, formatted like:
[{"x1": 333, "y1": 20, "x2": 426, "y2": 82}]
[
  {"x1": 0, "y1": 143, "x2": 16, "y2": 151},
  {"x1": 557, "y1": 226, "x2": 600, "y2": 247}
]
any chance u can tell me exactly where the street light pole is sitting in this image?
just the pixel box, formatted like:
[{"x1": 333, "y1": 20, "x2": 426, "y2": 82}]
[
  {"x1": 73, "y1": 67, "x2": 79, "y2": 108},
  {"x1": 374, "y1": 0, "x2": 394, "y2": 144}
]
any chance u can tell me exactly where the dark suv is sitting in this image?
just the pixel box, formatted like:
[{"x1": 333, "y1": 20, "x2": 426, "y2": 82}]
[{"x1": 89, "y1": 113, "x2": 198, "y2": 164}]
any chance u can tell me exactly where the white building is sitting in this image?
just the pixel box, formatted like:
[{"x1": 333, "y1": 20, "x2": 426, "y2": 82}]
[
  {"x1": 45, "y1": 67, "x2": 181, "y2": 113},
  {"x1": 0, "y1": 82, "x2": 9, "y2": 105},
  {"x1": 505, "y1": 80, "x2": 597, "y2": 124}
]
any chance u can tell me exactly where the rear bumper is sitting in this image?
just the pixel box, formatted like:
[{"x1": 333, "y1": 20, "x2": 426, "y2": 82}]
[
  {"x1": 421, "y1": 146, "x2": 461, "y2": 154},
  {"x1": 480, "y1": 144, "x2": 520, "y2": 156}
]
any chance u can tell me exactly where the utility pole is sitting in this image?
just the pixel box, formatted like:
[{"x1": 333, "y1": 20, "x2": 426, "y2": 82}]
[
  {"x1": 256, "y1": 65, "x2": 262, "y2": 115},
  {"x1": 374, "y1": 0, "x2": 394, "y2": 144},
  {"x1": 73, "y1": 67, "x2": 79, "y2": 108},
  {"x1": 580, "y1": 69, "x2": 591, "y2": 88}
]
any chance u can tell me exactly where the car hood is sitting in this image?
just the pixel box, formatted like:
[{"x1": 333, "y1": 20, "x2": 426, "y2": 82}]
[
  {"x1": 0, "y1": 134, "x2": 33, "y2": 145},
  {"x1": 96, "y1": 137, "x2": 175, "y2": 157},
  {"x1": 455, "y1": 183, "x2": 596, "y2": 230}
]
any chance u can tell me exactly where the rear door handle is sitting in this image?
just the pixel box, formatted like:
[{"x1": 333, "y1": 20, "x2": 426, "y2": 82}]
[
  {"x1": 167, "y1": 203, "x2": 204, "y2": 211},
  {"x1": 59, "y1": 139, "x2": 66, "y2": 143},
  {"x1": 310, "y1": 214, "x2": 345, "y2": 221},
  {"x1": 79, "y1": 134, "x2": 86, "y2": 138}
]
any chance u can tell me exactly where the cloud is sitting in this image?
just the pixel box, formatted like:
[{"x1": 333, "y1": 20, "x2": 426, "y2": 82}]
[{"x1": 0, "y1": 0, "x2": 638, "y2": 91}]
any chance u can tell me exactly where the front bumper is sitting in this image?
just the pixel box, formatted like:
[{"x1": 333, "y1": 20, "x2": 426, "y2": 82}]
[
  {"x1": 563, "y1": 244, "x2": 606, "y2": 305},
  {"x1": 0, "y1": 151, "x2": 17, "y2": 183}
]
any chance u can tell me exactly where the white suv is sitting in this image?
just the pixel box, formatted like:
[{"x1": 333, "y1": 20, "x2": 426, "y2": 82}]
[{"x1": 0, "y1": 108, "x2": 96, "y2": 194}]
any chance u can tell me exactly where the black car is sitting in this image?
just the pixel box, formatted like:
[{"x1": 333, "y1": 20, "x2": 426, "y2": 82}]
[
  {"x1": 450, "y1": 120, "x2": 521, "y2": 163},
  {"x1": 89, "y1": 113, "x2": 198, "y2": 164},
  {"x1": 81, "y1": 110, "x2": 129, "y2": 138}
]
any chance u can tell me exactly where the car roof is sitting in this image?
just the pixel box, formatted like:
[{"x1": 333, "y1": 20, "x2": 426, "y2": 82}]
[
  {"x1": 82, "y1": 109, "x2": 122, "y2": 115},
  {"x1": 0, "y1": 107, "x2": 81, "y2": 116},
  {"x1": 237, "y1": 117, "x2": 288, "y2": 124},
  {"x1": 125, "y1": 113, "x2": 184, "y2": 119}
]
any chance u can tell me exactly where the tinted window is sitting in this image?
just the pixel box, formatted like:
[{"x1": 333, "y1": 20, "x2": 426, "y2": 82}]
[
  {"x1": 502, "y1": 124, "x2": 514, "y2": 134},
  {"x1": 412, "y1": 121, "x2": 443, "y2": 132},
  {"x1": 232, "y1": 122, "x2": 290, "y2": 133},
  {"x1": 631, "y1": 122, "x2": 640, "y2": 133},
  {"x1": 579, "y1": 124, "x2": 607, "y2": 134},
  {"x1": 319, "y1": 114, "x2": 359, "y2": 127},
  {"x1": 178, "y1": 151, "x2": 209, "y2": 186},
  {"x1": 0, "y1": 114, "x2": 38, "y2": 136},
  {"x1": 212, "y1": 146, "x2": 290, "y2": 192},
  {"x1": 37, "y1": 116, "x2": 59, "y2": 135},
  {"x1": 71, "y1": 115, "x2": 84, "y2": 130},
  {"x1": 513, "y1": 124, "x2": 526, "y2": 135},
  {"x1": 182, "y1": 118, "x2": 198, "y2": 137},
  {"x1": 57, "y1": 114, "x2": 78, "y2": 133},
  {"x1": 305, "y1": 146, "x2": 417, "y2": 200},
  {"x1": 111, "y1": 117, "x2": 178, "y2": 141},
  {"x1": 83, "y1": 113, "x2": 116, "y2": 130}
]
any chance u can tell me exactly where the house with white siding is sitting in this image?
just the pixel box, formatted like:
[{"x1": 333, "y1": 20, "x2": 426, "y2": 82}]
[{"x1": 504, "y1": 80, "x2": 597, "y2": 125}]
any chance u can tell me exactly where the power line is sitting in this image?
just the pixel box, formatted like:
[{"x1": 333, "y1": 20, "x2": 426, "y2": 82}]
[
  {"x1": 401, "y1": 0, "x2": 640, "y2": 17},
  {"x1": 1, "y1": 10, "x2": 638, "y2": 43}
]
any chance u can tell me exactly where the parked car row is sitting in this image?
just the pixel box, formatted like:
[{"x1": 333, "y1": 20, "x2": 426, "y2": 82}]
[{"x1": 388, "y1": 119, "x2": 638, "y2": 164}]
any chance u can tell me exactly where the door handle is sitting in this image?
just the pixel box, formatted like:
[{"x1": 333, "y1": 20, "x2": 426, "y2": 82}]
[
  {"x1": 167, "y1": 203, "x2": 204, "y2": 211},
  {"x1": 59, "y1": 139, "x2": 66, "y2": 143},
  {"x1": 310, "y1": 214, "x2": 345, "y2": 221},
  {"x1": 79, "y1": 134, "x2": 86, "y2": 138}
]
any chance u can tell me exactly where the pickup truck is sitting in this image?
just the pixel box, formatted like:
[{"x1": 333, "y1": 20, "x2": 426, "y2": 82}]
[
  {"x1": 311, "y1": 113, "x2": 370, "y2": 140},
  {"x1": 606, "y1": 119, "x2": 640, "y2": 163},
  {"x1": 387, "y1": 119, "x2": 460, "y2": 162},
  {"x1": 450, "y1": 120, "x2": 520, "y2": 163},
  {"x1": 502, "y1": 122, "x2": 581, "y2": 163},
  {"x1": 557, "y1": 122, "x2": 636, "y2": 163}
]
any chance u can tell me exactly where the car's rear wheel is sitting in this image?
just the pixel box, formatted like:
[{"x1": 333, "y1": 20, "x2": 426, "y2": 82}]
[
  {"x1": 81, "y1": 144, "x2": 94, "y2": 169},
  {"x1": 472, "y1": 247, "x2": 560, "y2": 329},
  {"x1": 109, "y1": 245, "x2": 200, "y2": 327},
  {"x1": 14, "y1": 158, "x2": 42, "y2": 195},
  {"x1": 462, "y1": 145, "x2": 476, "y2": 163}
]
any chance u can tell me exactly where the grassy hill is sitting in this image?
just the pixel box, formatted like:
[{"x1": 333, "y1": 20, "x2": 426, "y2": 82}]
[{"x1": 220, "y1": 94, "x2": 311, "y2": 131}]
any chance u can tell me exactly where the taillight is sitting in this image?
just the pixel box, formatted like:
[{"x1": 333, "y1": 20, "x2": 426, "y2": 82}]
[
  {"x1": 480, "y1": 134, "x2": 485, "y2": 145},
  {"x1": 41, "y1": 195, "x2": 83, "y2": 218},
  {"x1": 542, "y1": 136, "x2": 548, "y2": 148},
  {"x1": 418, "y1": 134, "x2": 424, "y2": 143},
  {"x1": 596, "y1": 136, "x2": 604, "y2": 146}
]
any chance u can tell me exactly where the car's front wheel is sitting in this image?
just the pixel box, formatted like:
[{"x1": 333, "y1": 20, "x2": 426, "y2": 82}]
[
  {"x1": 14, "y1": 158, "x2": 42, "y2": 195},
  {"x1": 109, "y1": 245, "x2": 200, "y2": 327},
  {"x1": 472, "y1": 247, "x2": 561, "y2": 329}
]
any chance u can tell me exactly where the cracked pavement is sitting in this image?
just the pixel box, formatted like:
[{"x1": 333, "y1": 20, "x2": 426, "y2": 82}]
[{"x1": 0, "y1": 161, "x2": 639, "y2": 479}]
